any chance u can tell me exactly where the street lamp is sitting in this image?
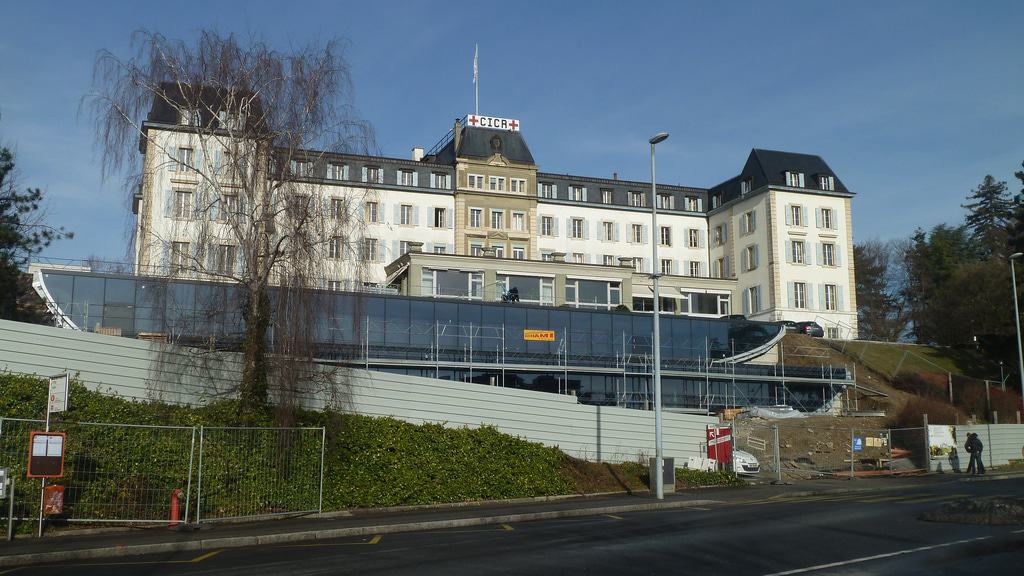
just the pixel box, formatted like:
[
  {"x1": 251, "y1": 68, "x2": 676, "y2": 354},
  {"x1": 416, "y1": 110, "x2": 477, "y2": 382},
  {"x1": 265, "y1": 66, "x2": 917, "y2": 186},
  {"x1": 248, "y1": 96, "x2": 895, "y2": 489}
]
[
  {"x1": 649, "y1": 131, "x2": 668, "y2": 500},
  {"x1": 1011, "y1": 253, "x2": 1024, "y2": 415}
]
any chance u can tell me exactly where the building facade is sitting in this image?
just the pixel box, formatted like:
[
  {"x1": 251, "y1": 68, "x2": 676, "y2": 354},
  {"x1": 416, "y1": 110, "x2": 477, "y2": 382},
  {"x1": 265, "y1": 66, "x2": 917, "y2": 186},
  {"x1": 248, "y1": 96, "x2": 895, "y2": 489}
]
[{"x1": 134, "y1": 108, "x2": 857, "y2": 338}]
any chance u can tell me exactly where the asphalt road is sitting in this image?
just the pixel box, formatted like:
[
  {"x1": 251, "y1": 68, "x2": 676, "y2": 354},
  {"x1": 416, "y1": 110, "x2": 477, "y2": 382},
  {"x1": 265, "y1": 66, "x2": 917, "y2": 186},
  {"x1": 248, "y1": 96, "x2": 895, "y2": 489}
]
[{"x1": 12, "y1": 476, "x2": 1024, "y2": 576}]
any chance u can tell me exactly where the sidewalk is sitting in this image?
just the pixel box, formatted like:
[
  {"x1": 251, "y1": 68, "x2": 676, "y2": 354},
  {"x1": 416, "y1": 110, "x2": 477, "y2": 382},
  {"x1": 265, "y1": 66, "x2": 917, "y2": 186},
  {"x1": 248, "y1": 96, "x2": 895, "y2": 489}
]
[{"x1": 0, "y1": 474, "x2": 1003, "y2": 568}]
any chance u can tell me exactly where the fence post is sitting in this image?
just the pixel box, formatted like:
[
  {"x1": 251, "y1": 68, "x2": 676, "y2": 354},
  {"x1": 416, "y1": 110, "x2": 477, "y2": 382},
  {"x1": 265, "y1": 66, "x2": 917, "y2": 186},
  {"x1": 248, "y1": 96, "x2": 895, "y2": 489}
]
[
  {"x1": 6, "y1": 475, "x2": 14, "y2": 541},
  {"x1": 922, "y1": 413, "x2": 930, "y2": 472},
  {"x1": 849, "y1": 427, "x2": 856, "y2": 480},
  {"x1": 994, "y1": 411, "x2": 999, "y2": 425},
  {"x1": 184, "y1": 426, "x2": 197, "y2": 524},
  {"x1": 196, "y1": 426, "x2": 205, "y2": 524},
  {"x1": 948, "y1": 373, "x2": 954, "y2": 405},
  {"x1": 318, "y1": 427, "x2": 326, "y2": 515},
  {"x1": 771, "y1": 424, "x2": 782, "y2": 485},
  {"x1": 888, "y1": 429, "x2": 894, "y2": 476}
]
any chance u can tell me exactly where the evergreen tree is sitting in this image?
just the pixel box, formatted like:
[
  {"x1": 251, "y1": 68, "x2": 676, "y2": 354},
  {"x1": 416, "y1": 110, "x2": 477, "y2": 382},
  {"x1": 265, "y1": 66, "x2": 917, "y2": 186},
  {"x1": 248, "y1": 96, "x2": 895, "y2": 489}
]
[
  {"x1": 902, "y1": 225, "x2": 980, "y2": 344},
  {"x1": 962, "y1": 175, "x2": 1012, "y2": 259},
  {"x1": 0, "y1": 145, "x2": 73, "y2": 320},
  {"x1": 1009, "y1": 162, "x2": 1024, "y2": 256}
]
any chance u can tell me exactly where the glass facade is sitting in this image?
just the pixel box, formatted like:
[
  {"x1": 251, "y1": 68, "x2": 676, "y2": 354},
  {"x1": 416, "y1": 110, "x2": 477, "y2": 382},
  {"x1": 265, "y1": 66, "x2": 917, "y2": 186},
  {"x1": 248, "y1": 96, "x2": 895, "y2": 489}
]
[
  {"x1": 39, "y1": 269, "x2": 781, "y2": 365},
  {"x1": 36, "y1": 269, "x2": 848, "y2": 411}
]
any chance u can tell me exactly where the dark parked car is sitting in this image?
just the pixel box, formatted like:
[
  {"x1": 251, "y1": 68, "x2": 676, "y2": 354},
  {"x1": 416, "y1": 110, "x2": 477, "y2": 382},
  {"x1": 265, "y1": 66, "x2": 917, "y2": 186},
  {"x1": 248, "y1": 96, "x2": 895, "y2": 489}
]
[
  {"x1": 793, "y1": 321, "x2": 824, "y2": 337},
  {"x1": 720, "y1": 314, "x2": 747, "y2": 321},
  {"x1": 781, "y1": 320, "x2": 797, "y2": 331}
]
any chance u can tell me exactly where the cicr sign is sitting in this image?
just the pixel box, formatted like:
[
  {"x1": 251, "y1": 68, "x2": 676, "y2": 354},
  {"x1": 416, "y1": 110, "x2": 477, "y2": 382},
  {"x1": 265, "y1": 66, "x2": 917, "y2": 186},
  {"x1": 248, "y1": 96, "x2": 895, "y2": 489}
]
[{"x1": 466, "y1": 114, "x2": 520, "y2": 132}]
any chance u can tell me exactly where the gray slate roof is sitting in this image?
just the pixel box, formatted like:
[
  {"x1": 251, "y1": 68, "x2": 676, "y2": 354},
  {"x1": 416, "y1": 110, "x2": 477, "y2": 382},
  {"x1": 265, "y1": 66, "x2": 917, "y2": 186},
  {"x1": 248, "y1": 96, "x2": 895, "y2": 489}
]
[
  {"x1": 434, "y1": 126, "x2": 536, "y2": 165},
  {"x1": 709, "y1": 149, "x2": 851, "y2": 204}
]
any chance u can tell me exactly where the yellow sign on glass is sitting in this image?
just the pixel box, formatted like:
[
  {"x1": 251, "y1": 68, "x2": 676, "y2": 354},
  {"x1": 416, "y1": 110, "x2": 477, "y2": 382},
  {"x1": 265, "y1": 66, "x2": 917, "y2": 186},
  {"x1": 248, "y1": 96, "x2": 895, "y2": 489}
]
[{"x1": 523, "y1": 329, "x2": 556, "y2": 341}]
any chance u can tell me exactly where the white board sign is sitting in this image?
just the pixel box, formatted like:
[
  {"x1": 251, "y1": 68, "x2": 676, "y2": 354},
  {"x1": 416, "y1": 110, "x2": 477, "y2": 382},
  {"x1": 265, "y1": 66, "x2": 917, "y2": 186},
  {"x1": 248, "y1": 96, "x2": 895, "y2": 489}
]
[
  {"x1": 466, "y1": 114, "x2": 520, "y2": 132},
  {"x1": 48, "y1": 373, "x2": 69, "y2": 414}
]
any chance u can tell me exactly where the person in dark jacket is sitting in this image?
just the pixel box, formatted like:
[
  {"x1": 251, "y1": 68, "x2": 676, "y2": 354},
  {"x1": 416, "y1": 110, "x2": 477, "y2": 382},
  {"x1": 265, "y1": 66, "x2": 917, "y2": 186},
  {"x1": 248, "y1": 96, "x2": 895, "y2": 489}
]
[{"x1": 965, "y1": 433, "x2": 985, "y2": 475}]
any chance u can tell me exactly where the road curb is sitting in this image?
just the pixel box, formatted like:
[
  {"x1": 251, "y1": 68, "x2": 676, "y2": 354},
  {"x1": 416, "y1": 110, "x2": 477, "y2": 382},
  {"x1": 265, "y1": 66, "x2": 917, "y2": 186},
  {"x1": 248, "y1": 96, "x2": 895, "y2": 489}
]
[{"x1": 0, "y1": 499, "x2": 721, "y2": 568}]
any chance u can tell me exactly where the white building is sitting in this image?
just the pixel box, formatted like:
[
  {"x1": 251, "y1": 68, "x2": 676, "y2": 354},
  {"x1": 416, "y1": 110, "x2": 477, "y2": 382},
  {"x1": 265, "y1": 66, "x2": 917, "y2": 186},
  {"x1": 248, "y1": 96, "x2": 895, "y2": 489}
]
[{"x1": 133, "y1": 99, "x2": 857, "y2": 338}]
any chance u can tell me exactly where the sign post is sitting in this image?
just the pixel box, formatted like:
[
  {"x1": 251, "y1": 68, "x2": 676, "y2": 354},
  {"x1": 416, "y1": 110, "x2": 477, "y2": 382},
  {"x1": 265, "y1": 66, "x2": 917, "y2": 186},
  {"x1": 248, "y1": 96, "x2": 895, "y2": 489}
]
[
  {"x1": 1, "y1": 468, "x2": 13, "y2": 541},
  {"x1": 707, "y1": 425, "x2": 733, "y2": 471},
  {"x1": 37, "y1": 374, "x2": 69, "y2": 537}
]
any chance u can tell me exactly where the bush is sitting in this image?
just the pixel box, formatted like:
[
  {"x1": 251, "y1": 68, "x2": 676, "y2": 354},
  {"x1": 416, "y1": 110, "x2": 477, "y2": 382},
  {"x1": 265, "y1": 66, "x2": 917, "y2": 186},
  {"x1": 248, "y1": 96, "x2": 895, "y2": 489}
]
[
  {"x1": 889, "y1": 396, "x2": 960, "y2": 428},
  {"x1": 0, "y1": 372, "x2": 571, "y2": 513},
  {"x1": 890, "y1": 373, "x2": 947, "y2": 401},
  {"x1": 676, "y1": 469, "x2": 745, "y2": 488}
]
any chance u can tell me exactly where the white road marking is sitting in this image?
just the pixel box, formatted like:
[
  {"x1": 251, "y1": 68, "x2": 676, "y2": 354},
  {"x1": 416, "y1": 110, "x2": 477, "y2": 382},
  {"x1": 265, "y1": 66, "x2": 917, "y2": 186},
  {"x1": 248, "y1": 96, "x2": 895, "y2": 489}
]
[{"x1": 761, "y1": 536, "x2": 992, "y2": 576}]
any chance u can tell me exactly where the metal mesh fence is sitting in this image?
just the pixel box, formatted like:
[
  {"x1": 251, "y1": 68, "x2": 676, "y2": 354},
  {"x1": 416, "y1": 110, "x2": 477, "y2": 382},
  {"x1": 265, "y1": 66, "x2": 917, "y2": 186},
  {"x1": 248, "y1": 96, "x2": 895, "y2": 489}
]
[
  {"x1": 0, "y1": 418, "x2": 44, "y2": 525},
  {"x1": 0, "y1": 418, "x2": 325, "y2": 528},
  {"x1": 733, "y1": 420, "x2": 928, "y2": 480},
  {"x1": 0, "y1": 418, "x2": 194, "y2": 525},
  {"x1": 196, "y1": 426, "x2": 325, "y2": 523}
]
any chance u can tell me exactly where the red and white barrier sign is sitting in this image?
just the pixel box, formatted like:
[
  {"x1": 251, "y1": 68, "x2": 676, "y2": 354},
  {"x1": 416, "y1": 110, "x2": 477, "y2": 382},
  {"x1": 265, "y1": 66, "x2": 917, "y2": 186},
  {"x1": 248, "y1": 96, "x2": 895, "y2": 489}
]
[{"x1": 707, "y1": 425, "x2": 733, "y2": 465}]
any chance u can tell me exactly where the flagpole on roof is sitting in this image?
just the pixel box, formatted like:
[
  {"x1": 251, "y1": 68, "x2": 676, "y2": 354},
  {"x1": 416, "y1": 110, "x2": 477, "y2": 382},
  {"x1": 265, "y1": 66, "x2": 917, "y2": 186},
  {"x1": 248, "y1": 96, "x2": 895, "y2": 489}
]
[{"x1": 473, "y1": 44, "x2": 479, "y2": 116}]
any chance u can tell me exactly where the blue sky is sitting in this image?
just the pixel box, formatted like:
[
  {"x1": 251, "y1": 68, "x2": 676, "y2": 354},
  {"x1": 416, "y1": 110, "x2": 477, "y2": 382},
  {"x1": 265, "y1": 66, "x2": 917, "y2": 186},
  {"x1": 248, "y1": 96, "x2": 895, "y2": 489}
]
[{"x1": 2, "y1": 1, "x2": 1022, "y2": 262}]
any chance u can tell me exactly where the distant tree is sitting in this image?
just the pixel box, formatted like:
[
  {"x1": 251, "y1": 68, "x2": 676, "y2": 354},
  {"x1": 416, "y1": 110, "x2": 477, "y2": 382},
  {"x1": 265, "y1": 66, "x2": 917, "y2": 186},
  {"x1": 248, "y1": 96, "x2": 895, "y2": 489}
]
[
  {"x1": 854, "y1": 239, "x2": 909, "y2": 341},
  {"x1": 1009, "y1": 162, "x2": 1024, "y2": 256},
  {"x1": 0, "y1": 144, "x2": 73, "y2": 321},
  {"x1": 962, "y1": 175, "x2": 1012, "y2": 259},
  {"x1": 902, "y1": 225, "x2": 981, "y2": 344},
  {"x1": 928, "y1": 259, "x2": 1013, "y2": 347}
]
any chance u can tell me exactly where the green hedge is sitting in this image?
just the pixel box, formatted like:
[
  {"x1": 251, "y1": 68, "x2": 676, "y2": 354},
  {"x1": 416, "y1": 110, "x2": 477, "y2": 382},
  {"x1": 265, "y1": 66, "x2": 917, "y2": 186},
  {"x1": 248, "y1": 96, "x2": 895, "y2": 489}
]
[{"x1": 0, "y1": 373, "x2": 571, "y2": 518}]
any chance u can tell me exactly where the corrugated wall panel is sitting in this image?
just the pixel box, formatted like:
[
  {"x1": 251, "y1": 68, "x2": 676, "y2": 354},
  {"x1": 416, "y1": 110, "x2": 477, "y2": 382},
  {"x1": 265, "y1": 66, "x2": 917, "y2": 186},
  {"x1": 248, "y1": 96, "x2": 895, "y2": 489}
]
[
  {"x1": 956, "y1": 424, "x2": 1024, "y2": 468},
  {"x1": 0, "y1": 319, "x2": 716, "y2": 463}
]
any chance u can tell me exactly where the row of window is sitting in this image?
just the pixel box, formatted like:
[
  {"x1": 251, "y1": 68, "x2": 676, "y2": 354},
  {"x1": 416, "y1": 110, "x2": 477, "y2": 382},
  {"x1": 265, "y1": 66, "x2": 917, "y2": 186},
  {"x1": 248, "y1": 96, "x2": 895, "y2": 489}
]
[
  {"x1": 467, "y1": 174, "x2": 529, "y2": 193},
  {"x1": 786, "y1": 281, "x2": 845, "y2": 312},
  {"x1": 468, "y1": 243, "x2": 528, "y2": 260},
  {"x1": 704, "y1": 206, "x2": 839, "y2": 249},
  {"x1": 537, "y1": 216, "x2": 707, "y2": 247},
  {"x1": 167, "y1": 145, "x2": 454, "y2": 190},
  {"x1": 631, "y1": 292, "x2": 731, "y2": 316},
  {"x1": 741, "y1": 281, "x2": 845, "y2": 317},
  {"x1": 784, "y1": 204, "x2": 838, "y2": 230},
  {"x1": 419, "y1": 268, "x2": 625, "y2": 309},
  {"x1": 168, "y1": 242, "x2": 237, "y2": 275},
  {"x1": 738, "y1": 172, "x2": 836, "y2": 195},
  {"x1": 784, "y1": 240, "x2": 843, "y2": 267},
  {"x1": 468, "y1": 208, "x2": 527, "y2": 231},
  {"x1": 534, "y1": 182, "x2": 703, "y2": 211}
]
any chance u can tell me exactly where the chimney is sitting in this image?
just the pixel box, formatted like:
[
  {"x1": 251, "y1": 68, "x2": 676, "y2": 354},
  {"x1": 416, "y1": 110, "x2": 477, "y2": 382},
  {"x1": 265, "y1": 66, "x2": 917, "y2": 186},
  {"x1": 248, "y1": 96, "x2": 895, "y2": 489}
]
[
  {"x1": 411, "y1": 147, "x2": 424, "y2": 161},
  {"x1": 407, "y1": 241, "x2": 424, "y2": 253},
  {"x1": 551, "y1": 252, "x2": 566, "y2": 263},
  {"x1": 613, "y1": 172, "x2": 619, "y2": 180},
  {"x1": 618, "y1": 256, "x2": 635, "y2": 268},
  {"x1": 453, "y1": 118, "x2": 462, "y2": 155}
]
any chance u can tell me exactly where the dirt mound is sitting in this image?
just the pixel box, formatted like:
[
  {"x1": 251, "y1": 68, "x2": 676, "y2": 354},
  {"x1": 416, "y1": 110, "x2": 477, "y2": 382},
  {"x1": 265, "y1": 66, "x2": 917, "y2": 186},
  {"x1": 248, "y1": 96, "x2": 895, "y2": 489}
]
[{"x1": 920, "y1": 496, "x2": 1024, "y2": 525}]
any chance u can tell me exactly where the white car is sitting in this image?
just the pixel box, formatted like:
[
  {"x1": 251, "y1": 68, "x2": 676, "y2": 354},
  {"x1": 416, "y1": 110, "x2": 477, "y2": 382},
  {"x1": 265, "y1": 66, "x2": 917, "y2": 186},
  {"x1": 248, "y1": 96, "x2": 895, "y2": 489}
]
[{"x1": 733, "y1": 449, "x2": 761, "y2": 475}]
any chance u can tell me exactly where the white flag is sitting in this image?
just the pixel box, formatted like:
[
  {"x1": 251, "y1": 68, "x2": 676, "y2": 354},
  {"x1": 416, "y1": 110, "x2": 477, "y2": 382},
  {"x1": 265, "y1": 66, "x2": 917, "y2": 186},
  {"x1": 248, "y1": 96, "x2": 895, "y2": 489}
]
[{"x1": 473, "y1": 44, "x2": 478, "y2": 84}]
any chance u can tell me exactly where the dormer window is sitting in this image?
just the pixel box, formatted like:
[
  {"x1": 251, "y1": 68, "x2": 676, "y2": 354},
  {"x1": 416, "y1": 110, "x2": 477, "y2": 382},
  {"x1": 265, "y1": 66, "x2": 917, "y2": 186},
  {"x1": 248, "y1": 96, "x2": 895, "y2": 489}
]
[
  {"x1": 740, "y1": 179, "x2": 752, "y2": 195},
  {"x1": 217, "y1": 110, "x2": 244, "y2": 130},
  {"x1": 290, "y1": 159, "x2": 314, "y2": 178},
  {"x1": 785, "y1": 171, "x2": 805, "y2": 188},
  {"x1": 179, "y1": 109, "x2": 201, "y2": 127},
  {"x1": 818, "y1": 175, "x2": 835, "y2": 191}
]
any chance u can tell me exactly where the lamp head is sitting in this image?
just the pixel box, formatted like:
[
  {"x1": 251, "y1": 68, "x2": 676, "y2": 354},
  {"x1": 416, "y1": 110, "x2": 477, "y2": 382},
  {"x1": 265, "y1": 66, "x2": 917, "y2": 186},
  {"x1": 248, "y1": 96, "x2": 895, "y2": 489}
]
[
  {"x1": 649, "y1": 132, "x2": 669, "y2": 145},
  {"x1": 1012, "y1": 252, "x2": 1024, "y2": 260}
]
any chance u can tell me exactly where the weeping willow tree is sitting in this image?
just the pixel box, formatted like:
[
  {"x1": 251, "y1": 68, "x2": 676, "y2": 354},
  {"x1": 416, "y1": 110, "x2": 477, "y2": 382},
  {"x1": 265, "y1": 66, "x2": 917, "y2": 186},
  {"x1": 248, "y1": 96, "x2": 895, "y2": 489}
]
[{"x1": 86, "y1": 30, "x2": 375, "y2": 419}]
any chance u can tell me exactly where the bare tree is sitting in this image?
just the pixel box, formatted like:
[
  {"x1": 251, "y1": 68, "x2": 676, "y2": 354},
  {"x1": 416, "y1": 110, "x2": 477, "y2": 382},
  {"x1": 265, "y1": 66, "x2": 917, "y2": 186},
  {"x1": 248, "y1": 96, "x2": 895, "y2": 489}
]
[
  {"x1": 854, "y1": 239, "x2": 910, "y2": 341},
  {"x1": 85, "y1": 30, "x2": 375, "y2": 418}
]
